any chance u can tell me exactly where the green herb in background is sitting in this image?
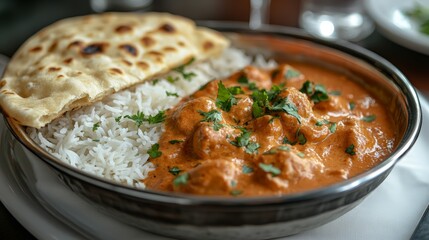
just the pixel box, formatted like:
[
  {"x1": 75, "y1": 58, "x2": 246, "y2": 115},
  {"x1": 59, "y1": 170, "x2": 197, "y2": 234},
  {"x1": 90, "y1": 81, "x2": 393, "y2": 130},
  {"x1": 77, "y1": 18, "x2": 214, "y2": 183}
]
[{"x1": 404, "y1": 4, "x2": 429, "y2": 35}]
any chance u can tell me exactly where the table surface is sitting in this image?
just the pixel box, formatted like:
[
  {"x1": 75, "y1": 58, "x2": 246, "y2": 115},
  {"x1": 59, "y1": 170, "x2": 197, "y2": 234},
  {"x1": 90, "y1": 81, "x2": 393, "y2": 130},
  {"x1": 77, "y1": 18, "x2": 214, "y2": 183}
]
[{"x1": 0, "y1": 0, "x2": 428, "y2": 239}]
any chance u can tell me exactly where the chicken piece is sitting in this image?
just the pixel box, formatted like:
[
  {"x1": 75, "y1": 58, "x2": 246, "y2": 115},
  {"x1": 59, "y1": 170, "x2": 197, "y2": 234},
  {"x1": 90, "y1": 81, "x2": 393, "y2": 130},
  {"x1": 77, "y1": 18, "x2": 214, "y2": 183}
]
[
  {"x1": 254, "y1": 146, "x2": 323, "y2": 191},
  {"x1": 174, "y1": 160, "x2": 240, "y2": 195},
  {"x1": 314, "y1": 95, "x2": 351, "y2": 118},
  {"x1": 168, "y1": 97, "x2": 216, "y2": 135},
  {"x1": 251, "y1": 115, "x2": 284, "y2": 151},
  {"x1": 229, "y1": 96, "x2": 254, "y2": 124},
  {"x1": 243, "y1": 66, "x2": 272, "y2": 89},
  {"x1": 192, "y1": 122, "x2": 243, "y2": 160}
]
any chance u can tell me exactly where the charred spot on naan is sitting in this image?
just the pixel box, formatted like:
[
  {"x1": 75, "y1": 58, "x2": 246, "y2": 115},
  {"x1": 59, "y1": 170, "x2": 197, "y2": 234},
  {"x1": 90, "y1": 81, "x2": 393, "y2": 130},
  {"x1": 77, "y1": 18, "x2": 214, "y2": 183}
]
[
  {"x1": 115, "y1": 25, "x2": 133, "y2": 34},
  {"x1": 137, "y1": 61, "x2": 149, "y2": 70},
  {"x1": 63, "y1": 58, "x2": 73, "y2": 64},
  {"x1": 109, "y1": 68, "x2": 124, "y2": 75},
  {"x1": 81, "y1": 42, "x2": 109, "y2": 56},
  {"x1": 48, "y1": 41, "x2": 58, "y2": 52},
  {"x1": 0, "y1": 80, "x2": 6, "y2": 88},
  {"x1": 159, "y1": 23, "x2": 175, "y2": 33},
  {"x1": 29, "y1": 46, "x2": 43, "y2": 53},
  {"x1": 119, "y1": 44, "x2": 138, "y2": 57},
  {"x1": 67, "y1": 40, "x2": 83, "y2": 49},
  {"x1": 48, "y1": 67, "x2": 62, "y2": 72},
  {"x1": 141, "y1": 36, "x2": 156, "y2": 48}
]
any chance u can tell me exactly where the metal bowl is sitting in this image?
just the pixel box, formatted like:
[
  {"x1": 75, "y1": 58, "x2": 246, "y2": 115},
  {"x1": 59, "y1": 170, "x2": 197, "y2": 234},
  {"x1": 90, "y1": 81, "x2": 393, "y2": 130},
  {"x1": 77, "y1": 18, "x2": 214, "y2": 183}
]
[{"x1": 2, "y1": 22, "x2": 422, "y2": 240}]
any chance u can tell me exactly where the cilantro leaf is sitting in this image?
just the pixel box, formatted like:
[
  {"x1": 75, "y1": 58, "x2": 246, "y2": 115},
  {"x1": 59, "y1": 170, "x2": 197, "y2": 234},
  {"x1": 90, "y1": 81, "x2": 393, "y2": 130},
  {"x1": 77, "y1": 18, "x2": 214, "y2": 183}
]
[
  {"x1": 115, "y1": 116, "x2": 122, "y2": 123},
  {"x1": 169, "y1": 166, "x2": 181, "y2": 176},
  {"x1": 345, "y1": 144, "x2": 356, "y2": 155},
  {"x1": 349, "y1": 102, "x2": 356, "y2": 110},
  {"x1": 148, "y1": 143, "x2": 162, "y2": 158},
  {"x1": 297, "y1": 152, "x2": 305, "y2": 158},
  {"x1": 285, "y1": 69, "x2": 301, "y2": 79},
  {"x1": 242, "y1": 165, "x2": 254, "y2": 174},
  {"x1": 199, "y1": 110, "x2": 222, "y2": 123},
  {"x1": 297, "y1": 131, "x2": 307, "y2": 145},
  {"x1": 147, "y1": 111, "x2": 166, "y2": 124},
  {"x1": 230, "y1": 189, "x2": 243, "y2": 196},
  {"x1": 329, "y1": 122, "x2": 337, "y2": 133},
  {"x1": 329, "y1": 90, "x2": 341, "y2": 96},
  {"x1": 173, "y1": 173, "x2": 189, "y2": 186},
  {"x1": 151, "y1": 79, "x2": 159, "y2": 85},
  {"x1": 174, "y1": 58, "x2": 196, "y2": 81},
  {"x1": 259, "y1": 163, "x2": 281, "y2": 176},
  {"x1": 92, "y1": 122, "x2": 100, "y2": 131},
  {"x1": 283, "y1": 136, "x2": 297, "y2": 145},
  {"x1": 270, "y1": 97, "x2": 301, "y2": 123},
  {"x1": 166, "y1": 91, "x2": 179, "y2": 97},
  {"x1": 169, "y1": 139, "x2": 184, "y2": 144},
  {"x1": 124, "y1": 111, "x2": 146, "y2": 127},
  {"x1": 227, "y1": 86, "x2": 244, "y2": 95},
  {"x1": 362, "y1": 114, "x2": 376, "y2": 122},
  {"x1": 300, "y1": 81, "x2": 329, "y2": 103},
  {"x1": 216, "y1": 81, "x2": 238, "y2": 112},
  {"x1": 245, "y1": 142, "x2": 260, "y2": 154}
]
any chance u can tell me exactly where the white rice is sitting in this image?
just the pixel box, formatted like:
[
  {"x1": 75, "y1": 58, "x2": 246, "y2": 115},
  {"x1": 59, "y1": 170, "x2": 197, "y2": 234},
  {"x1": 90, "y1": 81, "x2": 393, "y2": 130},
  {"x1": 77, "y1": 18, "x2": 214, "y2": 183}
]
[{"x1": 27, "y1": 48, "x2": 277, "y2": 188}]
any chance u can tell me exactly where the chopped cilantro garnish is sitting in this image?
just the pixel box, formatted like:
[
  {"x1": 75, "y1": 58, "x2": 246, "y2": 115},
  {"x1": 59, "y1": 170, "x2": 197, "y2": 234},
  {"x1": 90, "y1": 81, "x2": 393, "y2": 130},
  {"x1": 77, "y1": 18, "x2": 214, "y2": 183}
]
[
  {"x1": 329, "y1": 90, "x2": 341, "y2": 96},
  {"x1": 362, "y1": 114, "x2": 376, "y2": 122},
  {"x1": 125, "y1": 111, "x2": 165, "y2": 127},
  {"x1": 277, "y1": 145, "x2": 291, "y2": 151},
  {"x1": 230, "y1": 129, "x2": 259, "y2": 154},
  {"x1": 259, "y1": 163, "x2": 281, "y2": 176},
  {"x1": 151, "y1": 79, "x2": 159, "y2": 85},
  {"x1": 93, "y1": 139, "x2": 100, "y2": 142},
  {"x1": 345, "y1": 144, "x2": 356, "y2": 155},
  {"x1": 216, "y1": 81, "x2": 238, "y2": 112},
  {"x1": 285, "y1": 69, "x2": 301, "y2": 79},
  {"x1": 147, "y1": 111, "x2": 166, "y2": 124},
  {"x1": 315, "y1": 119, "x2": 330, "y2": 126},
  {"x1": 169, "y1": 139, "x2": 184, "y2": 144},
  {"x1": 166, "y1": 91, "x2": 179, "y2": 97},
  {"x1": 251, "y1": 89, "x2": 269, "y2": 118},
  {"x1": 315, "y1": 119, "x2": 337, "y2": 133},
  {"x1": 169, "y1": 166, "x2": 181, "y2": 176},
  {"x1": 297, "y1": 152, "x2": 305, "y2": 158},
  {"x1": 329, "y1": 122, "x2": 337, "y2": 133},
  {"x1": 270, "y1": 97, "x2": 301, "y2": 123},
  {"x1": 263, "y1": 149, "x2": 277, "y2": 155},
  {"x1": 174, "y1": 58, "x2": 196, "y2": 81},
  {"x1": 92, "y1": 122, "x2": 100, "y2": 131},
  {"x1": 173, "y1": 173, "x2": 189, "y2": 186},
  {"x1": 297, "y1": 131, "x2": 307, "y2": 145},
  {"x1": 115, "y1": 116, "x2": 122, "y2": 123},
  {"x1": 230, "y1": 180, "x2": 237, "y2": 187},
  {"x1": 125, "y1": 111, "x2": 145, "y2": 127},
  {"x1": 148, "y1": 143, "x2": 162, "y2": 158},
  {"x1": 238, "y1": 74, "x2": 249, "y2": 84},
  {"x1": 245, "y1": 142, "x2": 260, "y2": 154},
  {"x1": 231, "y1": 129, "x2": 251, "y2": 147},
  {"x1": 198, "y1": 110, "x2": 223, "y2": 131},
  {"x1": 199, "y1": 110, "x2": 222, "y2": 123},
  {"x1": 230, "y1": 189, "x2": 243, "y2": 196},
  {"x1": 167, "y1": 76, "x2": 179, "y2": 83},
  {"x1": 228, "y1": 86, "x2": 245, "y2": 95},
  {"x1": 283, "y1": 136, "x2": 297, "y2": 145},
  {"x1": 349, "y1": 102, "x2": 356, "y2": 110},
  {"x1": 300, "y1": 81, "x2": 329, "y2": 103},
  {"x1": 242, "y1": 165, "x2": 254, "y2": 174}
]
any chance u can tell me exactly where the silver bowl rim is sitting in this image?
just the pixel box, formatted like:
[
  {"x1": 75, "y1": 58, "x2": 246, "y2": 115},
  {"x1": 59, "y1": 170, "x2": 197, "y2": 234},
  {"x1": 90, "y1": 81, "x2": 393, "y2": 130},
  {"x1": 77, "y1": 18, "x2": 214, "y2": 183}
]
[{"x1": 2, "y1": 21, "x2": 423, "y2": 206}]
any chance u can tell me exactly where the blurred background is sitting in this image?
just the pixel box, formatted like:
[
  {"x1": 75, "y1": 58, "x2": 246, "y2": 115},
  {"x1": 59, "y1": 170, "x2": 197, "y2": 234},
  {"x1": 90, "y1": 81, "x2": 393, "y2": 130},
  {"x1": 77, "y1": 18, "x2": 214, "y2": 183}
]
[{"x1": 0, "y1": 0, "x2": 301, "y2": 57}]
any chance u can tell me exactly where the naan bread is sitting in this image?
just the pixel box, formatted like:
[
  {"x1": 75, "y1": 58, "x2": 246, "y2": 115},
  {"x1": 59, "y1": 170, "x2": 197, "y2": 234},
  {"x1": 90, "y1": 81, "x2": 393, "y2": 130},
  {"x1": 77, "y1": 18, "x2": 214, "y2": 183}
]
[{"x1": 0, "y1": 12, "x2": 229, "y2": 128}]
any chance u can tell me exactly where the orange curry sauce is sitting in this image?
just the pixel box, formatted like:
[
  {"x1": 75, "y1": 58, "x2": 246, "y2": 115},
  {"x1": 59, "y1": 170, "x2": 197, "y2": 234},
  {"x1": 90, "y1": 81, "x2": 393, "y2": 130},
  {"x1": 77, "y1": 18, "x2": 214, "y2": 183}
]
[{"x1": 143, "y1": 63, "x2": 396, "y2": 196}]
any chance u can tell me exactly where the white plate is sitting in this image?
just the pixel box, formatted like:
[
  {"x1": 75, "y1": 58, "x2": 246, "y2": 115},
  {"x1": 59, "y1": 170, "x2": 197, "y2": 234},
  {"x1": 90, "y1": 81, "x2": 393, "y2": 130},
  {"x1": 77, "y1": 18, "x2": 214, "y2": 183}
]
[
  {"x1": 365, "y1": 0, "x2": 429, "y2": 55},
  {"x1": 1, "y1": 95, "x2": 429, "y2": 240}
]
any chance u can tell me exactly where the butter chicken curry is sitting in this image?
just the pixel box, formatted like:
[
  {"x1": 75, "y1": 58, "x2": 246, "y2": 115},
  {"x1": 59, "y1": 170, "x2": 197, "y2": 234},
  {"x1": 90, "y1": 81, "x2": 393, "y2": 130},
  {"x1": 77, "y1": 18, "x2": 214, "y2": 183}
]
[{"x1": 143, "y1": 63, "x2": 396, "y2": 196}]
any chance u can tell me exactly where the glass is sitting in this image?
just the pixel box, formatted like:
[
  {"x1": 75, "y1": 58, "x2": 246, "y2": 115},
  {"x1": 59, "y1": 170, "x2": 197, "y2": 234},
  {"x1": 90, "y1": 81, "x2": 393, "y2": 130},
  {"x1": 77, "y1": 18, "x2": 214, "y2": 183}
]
[
  {"x1": 299, "y1": 0, "x2": 374, "y2": 41},
  {"x1": 249, "y1": 0, "x2": 271, "y2": 29},
  {"x1": 90, "y1": 0, "x2": 152, "y2": 12}
]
